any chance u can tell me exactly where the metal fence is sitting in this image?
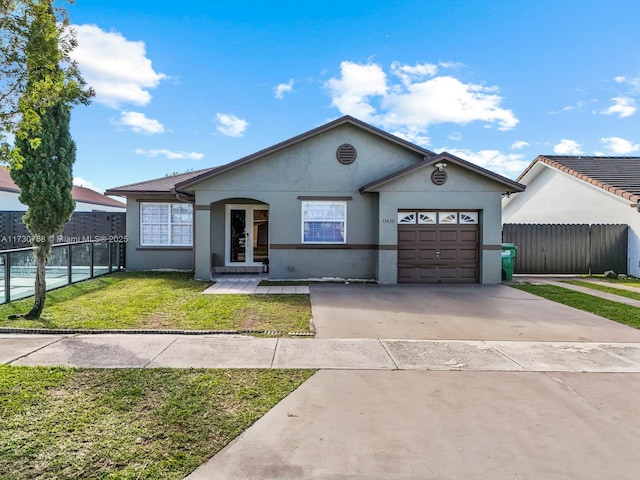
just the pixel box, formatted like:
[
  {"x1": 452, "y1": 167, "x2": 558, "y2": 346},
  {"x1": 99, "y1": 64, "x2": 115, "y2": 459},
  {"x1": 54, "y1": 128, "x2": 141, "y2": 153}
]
[
  {"x1": 502, "y1": 224, "x2": 628, "y2": 275},
  {"x1": 0, "y1": 240, "x2": 126, "y2": 304},
  {"x1": 0, "y1": 211, "x2": 126, "y2": 250}
]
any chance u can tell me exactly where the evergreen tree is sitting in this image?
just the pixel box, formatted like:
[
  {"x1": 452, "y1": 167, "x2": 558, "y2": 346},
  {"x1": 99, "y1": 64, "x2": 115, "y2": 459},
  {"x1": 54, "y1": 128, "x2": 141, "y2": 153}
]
[
  {"x1": 11, "y1": 102, "x2": 75, "y2": 318},
  {"x1": 7, "y1": 0, "x2": 92, "y2": 319}
]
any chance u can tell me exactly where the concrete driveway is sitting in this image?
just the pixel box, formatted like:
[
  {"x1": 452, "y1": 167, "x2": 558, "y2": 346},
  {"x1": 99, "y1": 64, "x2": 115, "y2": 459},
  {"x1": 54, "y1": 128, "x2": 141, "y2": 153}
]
[
  {"x1": 188, "y1": 370, "x2": 640, "y2": 479},
  {"x1": 185, "y1": 283, "x2": 640, "y2": 479},
  {"x1": 310, "y1": 283, "x2": 640, "y2": 341}
]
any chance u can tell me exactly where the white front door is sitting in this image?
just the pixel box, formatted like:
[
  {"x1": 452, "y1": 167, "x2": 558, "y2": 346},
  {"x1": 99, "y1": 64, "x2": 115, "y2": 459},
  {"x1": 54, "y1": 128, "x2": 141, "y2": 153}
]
[{"x1": 225, "y1": 205, "x2": 269, "y2": 266}]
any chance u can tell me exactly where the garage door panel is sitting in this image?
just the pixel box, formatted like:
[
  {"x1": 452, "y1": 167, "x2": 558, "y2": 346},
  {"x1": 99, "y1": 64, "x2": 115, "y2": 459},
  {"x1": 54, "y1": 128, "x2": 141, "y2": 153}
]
[
  {"x1": 398, "y1": 210, "x2": 479, "y2": 283},
  {"x1": 438, "y1": 231, "x2": 459, "y2": 242},
  {"x1": 418, "y1": 231, "x2": 437, "y2": 242},
  {"x1": 398, "y1": 249, "x2": 418, "y2": 261},
  {"x1": 397, "y1": 267, "x2": 418, "y2": 281},
  {"x1": 460, "y1": 230, "x2": 479, "y2": 242},
  {"x1": 398, "y1": 230, "x2": 418, "y2": 243},
  {"x1": 459, "y1": 249, "x2": 479, "y2": 260}
]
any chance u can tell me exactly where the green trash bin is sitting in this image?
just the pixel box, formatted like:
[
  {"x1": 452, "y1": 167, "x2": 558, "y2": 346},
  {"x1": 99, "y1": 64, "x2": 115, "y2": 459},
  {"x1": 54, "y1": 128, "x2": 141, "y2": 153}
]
[{"x1": 501, "y1": 243, "x2": 518, "y2": 281}]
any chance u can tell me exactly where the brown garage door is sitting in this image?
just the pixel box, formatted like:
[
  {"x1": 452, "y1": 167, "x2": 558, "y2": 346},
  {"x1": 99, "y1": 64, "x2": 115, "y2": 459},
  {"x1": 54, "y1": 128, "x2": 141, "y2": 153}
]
[{"x1": 397, "y1": 210, "x2": 479, "y2": 283}]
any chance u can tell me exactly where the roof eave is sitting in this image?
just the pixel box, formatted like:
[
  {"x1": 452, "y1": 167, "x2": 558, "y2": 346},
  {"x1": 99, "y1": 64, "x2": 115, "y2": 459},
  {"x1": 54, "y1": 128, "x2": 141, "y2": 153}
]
[{"x1": 360, "y1": 152, "x2": 526, "y2": 193}]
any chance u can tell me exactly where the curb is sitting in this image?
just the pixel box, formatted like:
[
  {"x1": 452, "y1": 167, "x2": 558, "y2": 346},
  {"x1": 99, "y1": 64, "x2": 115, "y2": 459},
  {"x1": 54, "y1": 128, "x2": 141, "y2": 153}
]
[{"x1": 0, "y1": 327, "x2": 314, "y2": 337}]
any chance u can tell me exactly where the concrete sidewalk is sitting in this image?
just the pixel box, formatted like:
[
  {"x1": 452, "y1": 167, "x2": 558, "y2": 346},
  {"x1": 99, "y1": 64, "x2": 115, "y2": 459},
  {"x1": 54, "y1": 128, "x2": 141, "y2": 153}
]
[
  {"x1": 3, "y1": 333, "x2": 640, "y2": 373},
  {"x1": 520, "y1": 277, "x2": 640, "y2": 308}
]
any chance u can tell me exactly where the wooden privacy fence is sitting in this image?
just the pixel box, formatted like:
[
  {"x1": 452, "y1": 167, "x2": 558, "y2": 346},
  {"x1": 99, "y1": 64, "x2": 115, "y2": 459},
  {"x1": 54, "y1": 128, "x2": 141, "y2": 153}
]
[
  {"x1": 0, "y1": 211, "x2": 126, "y2": 250},
  {"x1": 502, "y1": 224, "x2": 628, "y2": 275}
]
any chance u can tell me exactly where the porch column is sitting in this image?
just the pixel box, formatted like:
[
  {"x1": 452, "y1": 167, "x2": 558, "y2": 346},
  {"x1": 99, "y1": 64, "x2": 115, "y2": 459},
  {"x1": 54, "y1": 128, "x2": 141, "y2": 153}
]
[{"x1": 194, "y1": 204, "x2": 211, "y2": 280}]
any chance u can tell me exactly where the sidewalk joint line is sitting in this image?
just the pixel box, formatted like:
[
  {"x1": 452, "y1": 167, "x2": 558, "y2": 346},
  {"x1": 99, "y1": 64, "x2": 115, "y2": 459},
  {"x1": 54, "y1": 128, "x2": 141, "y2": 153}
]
[
  {"x1": 378, "y1": 339, "x2": 399, "y2": 370},
  {"x1": 7, "y1": 335, "x2": 67, "y2": 365},
  {"x1": 270, "y1": 337, "x2": 280, "y2": 368},
  {"x1": 484, "y1": 341, "x2": 527, "y2": 371},
  {"x1": 144, "y1": 336, "x2": 180, "y2": 368}
]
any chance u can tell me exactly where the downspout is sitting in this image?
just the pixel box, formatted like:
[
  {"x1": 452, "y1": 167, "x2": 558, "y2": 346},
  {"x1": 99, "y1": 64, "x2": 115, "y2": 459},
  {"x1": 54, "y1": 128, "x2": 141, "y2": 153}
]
[{"x1": 174, "y1": 190, "x2": 196, "y2": 272}]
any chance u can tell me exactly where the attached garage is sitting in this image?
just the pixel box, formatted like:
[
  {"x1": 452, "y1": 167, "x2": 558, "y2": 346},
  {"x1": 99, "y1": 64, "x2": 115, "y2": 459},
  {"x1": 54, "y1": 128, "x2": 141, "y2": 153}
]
[{"x1": 397, "y1": 210, "x2": 479, "y2": 283}]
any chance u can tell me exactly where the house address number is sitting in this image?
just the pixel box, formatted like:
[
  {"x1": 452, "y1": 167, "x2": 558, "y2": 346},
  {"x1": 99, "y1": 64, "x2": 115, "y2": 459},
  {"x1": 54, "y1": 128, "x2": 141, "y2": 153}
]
[{"x1": 382, "y1": 218, "x2": 395, "y2": 224}]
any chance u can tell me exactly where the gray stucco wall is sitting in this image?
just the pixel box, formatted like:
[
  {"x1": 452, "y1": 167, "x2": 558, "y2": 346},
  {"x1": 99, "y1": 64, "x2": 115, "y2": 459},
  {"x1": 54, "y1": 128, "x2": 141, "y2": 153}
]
[
  {"x1": 124, "y1": 195, "x2": 194, "y2": 271},
  {"x1": 190, "y1": 124, "x2": 423, "y2": 280},
  {"x1": 122, "y1": 122, "x2": 510, "y2": 284}
]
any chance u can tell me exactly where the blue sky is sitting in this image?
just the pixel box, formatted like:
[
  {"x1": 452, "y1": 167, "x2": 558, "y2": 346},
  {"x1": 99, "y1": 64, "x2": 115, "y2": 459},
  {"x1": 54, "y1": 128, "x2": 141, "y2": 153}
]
[{"x1": 65, "y1": 0, "x2": 640, "y2": 193}]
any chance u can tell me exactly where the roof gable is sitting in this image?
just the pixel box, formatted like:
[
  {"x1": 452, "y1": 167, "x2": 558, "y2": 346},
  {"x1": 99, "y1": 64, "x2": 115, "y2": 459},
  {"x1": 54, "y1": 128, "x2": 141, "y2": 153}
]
[
  {"x1": 360, "y1": 152, "x2": 525, "y2": 193},
  {"x1": 519, "y1": 156, "x2": 640, "y2": 204},
  {"x1": 174, "y1": 115, "x2": 437, "y2": 191}
]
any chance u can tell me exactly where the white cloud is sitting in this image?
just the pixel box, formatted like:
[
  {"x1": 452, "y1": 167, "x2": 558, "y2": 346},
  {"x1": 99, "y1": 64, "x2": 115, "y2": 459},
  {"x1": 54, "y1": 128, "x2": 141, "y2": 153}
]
[
  {"x1": 119, "y1": 111, "x2": 165, "y2": 134},
  {"x1": 511, "y1": 140, "x2": 529, "y2": 150},
  {"x1": 444, "y1": 148, "x2": 528, "y2": 179},
  {"x1": 390, "y1": 61, "x2": 438, "y2": 86},
  {"x1": 600, "y1": 136, "x2": 640, "y2": 154},
  {"x1": 553, "y1": 139, "x2": 583, "y2": 155},
  {"x1": 325, "y1": 61, "x2": 518, "y2": 145},
  {"x1": 135, "y1": 149, "x2": 204, "y2": 160},
  {"x1": 325, "y1": 62, "x2": 388, "y2": 120},
  {"x1": 71, "y1": 24, "x2": 167, "y2": 108},
  {"x1": 215, "y1": 113, "x2": 249, "y2": 137},
  {"x1": 73, "y1": 176, "x2": 103, "y2": 193},
  {"x1": 448, "y1": 132, "x2": 462, "y2": 141},
  {"x1": 274, "y1": 79, "x2": 294, "y2": 99},
  {"x1": 602, "y1": 97, "x2": 637, "y2": 118}
]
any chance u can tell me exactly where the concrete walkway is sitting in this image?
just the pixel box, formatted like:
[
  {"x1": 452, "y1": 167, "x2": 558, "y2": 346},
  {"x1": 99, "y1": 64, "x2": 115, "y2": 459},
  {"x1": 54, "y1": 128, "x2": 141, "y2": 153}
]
[
  {"x1": 520, "y1": 277, "x2": 640, "y2": 308},
  {"x1": 203, "y1": 275, "x2": 310, "y2": 294},
  {"x1": 3, "y1": 333, "x2": 640, "y2": 373}
]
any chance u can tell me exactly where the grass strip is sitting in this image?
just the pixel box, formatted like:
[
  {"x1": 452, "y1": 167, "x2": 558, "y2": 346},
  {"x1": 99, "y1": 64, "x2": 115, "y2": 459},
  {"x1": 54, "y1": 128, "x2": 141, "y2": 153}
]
[
  {"x1": 512, "y1": 283, "x2": 640, "y2": 329},
  {"x1": 0, "y1": 272, "x2": 311, "y2": 333},
  {"x1": 564, "y1": 280, "x2": 640, "y2": 302},
  {"x1": 0, "y1": 366, "x2": 314, "y2": 479}
]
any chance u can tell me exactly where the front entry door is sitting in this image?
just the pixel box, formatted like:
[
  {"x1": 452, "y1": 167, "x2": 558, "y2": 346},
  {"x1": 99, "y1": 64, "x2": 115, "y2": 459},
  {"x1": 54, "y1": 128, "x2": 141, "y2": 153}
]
[{"x1": 225, "y1": 205, "x2": 269, "y2": 266}]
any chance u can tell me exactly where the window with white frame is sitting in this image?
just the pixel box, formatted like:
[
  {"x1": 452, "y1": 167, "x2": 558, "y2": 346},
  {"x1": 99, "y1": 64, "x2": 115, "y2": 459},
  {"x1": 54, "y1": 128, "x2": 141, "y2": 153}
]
[
  {"x1": 140, "y1": 202, "x2": 193, "y2": 246},
  {"x1": 302, "y1": 201, "x2": 346, "y2": 243}
]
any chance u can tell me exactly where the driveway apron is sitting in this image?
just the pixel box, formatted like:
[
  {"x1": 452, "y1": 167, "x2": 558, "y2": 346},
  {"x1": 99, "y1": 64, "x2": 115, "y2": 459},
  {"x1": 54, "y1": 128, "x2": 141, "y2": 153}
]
[{"x1": 310, "y1": 283, "x2": 640, "y2": 341}]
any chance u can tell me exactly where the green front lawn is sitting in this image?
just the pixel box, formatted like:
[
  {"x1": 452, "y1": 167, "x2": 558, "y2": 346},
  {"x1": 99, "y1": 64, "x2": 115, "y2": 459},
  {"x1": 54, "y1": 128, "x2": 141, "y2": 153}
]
[
  {"x1": 512, "y1": 283, "x2": 640, "y2": 329},
  {"x1": 0, "y1": 366, "x2": 314, "y2": 479},
  {"x1": 0, "y1": 272, "x2": 311, "y2": 333}
]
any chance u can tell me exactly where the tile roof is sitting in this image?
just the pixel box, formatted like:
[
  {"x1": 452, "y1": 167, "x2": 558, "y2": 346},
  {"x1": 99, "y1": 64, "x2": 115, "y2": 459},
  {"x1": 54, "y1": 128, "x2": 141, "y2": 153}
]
[
  {"x1": 71, "y1": 185, "x2": 125, "y2": 208},
  {"x1": 105, "y1": 168, "x2": 213, "y2": 195},
  {"x1": 524, "y1": 156, "x2": 640, "y2": 204},
  {"x1": 0, "y1": 166, "x2": 20, "y2": 193},
  {"x1": 0, "y1": 167, "x2": 125, "y2": 208}
]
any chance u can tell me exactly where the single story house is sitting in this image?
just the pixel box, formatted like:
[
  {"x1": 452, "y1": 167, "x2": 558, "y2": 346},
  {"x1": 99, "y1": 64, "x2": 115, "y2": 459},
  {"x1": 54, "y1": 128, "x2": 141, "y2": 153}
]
[
  {"x1": 106, "y1": 116, "x2": 524, "y2": 284},
  {"x1": 0, "y1": 166, "x2": 126, "y2": 212},
  {"x1": 502, "y1": 155, "x2": 640, "y2": 277}
]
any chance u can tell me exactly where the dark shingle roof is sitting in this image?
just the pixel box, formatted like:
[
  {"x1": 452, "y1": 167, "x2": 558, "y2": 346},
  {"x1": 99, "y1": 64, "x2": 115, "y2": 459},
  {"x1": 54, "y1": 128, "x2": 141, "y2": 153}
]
[
  {"x1": 523, "y1": 156, "x2": 640, "y2": 204},
  {"x1": 105, "y1": 168, "x2": 214, "y2": 195}
]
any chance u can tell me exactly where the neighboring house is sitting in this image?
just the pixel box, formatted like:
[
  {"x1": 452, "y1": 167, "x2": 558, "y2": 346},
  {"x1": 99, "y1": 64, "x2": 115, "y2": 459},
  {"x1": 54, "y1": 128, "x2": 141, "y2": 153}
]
[
  {"x1": 502, "y1": 155, "x2": 640, "y2": 277},
  {"x1": 106, "y1": 116, "x2": 524, "y2": 284},
  {"x1": 0, "y1": 167, "x2": 125, "y2": 212}
]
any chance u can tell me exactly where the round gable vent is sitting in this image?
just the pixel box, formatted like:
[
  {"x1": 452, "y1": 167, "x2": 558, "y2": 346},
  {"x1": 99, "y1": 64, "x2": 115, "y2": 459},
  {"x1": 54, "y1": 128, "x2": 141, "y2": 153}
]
[
  {"x1": 336, "y1": 144, "x2": 357, "y2": 164},
  {"x1": 431, "y1": 169, "x2": 447, "y2": 185}
]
